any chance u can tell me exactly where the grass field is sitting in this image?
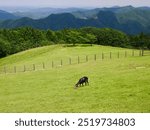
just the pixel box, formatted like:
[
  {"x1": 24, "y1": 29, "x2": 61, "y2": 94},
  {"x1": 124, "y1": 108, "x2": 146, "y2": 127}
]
[
  {"x1": 0, "y1": 44, "x2": 137, "y2": 67},
  {"x1": 0, "y1": 45, "x2": 150, "y2": 112}
]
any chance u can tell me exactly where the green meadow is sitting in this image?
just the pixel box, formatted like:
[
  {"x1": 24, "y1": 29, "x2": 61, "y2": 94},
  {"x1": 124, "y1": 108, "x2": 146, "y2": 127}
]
[{"x1": 0, "y1": 45, "x2": 150, "y2": 112}]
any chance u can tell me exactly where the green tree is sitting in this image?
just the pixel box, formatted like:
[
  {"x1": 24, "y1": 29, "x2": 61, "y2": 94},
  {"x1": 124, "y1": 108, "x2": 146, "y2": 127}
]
[
  {"x1": 46, "y1": 30, "x2": 57, "y2": 43},
  {"x1": 129, "y1": 33, "x2": 150, "y2": 49},
  {"x1": 66, "y1": 30, "x2": 81, "y2": 46},
  {"x1": 0, "y1": 38, "x2": 11, "y2": 58},
  {"x1": 86, "y1": 34, "x2": 97, "y2": 46}
]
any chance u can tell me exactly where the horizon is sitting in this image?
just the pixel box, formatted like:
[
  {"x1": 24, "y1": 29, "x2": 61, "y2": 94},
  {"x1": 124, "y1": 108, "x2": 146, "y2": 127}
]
[
  {"x1": 0, "y1": 0, "x2": 150, "y2": 8},
  {"x1": 0, "y1": 5, "x2": 150, "y2": 14},
  {"x1": 0, "y1": 5, "x2": 149, "y2": 11}
]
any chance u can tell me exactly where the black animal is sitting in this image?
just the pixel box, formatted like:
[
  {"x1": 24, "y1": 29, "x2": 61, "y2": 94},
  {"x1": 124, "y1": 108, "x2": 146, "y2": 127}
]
[{"x1": 75, "y1": 76, "x2": 89, "y2": 88}]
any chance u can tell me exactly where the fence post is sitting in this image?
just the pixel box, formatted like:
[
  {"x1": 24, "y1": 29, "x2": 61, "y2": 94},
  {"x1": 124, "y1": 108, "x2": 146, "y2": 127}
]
[
  {"x1": 52, "y1": 61, "x2": 54, "y2": 68},
  {"x1": 78, "y1": 56, "x2": 80, "y2": 64},
  {"x1": 4, "y1": 66, "x2": 6, "y2": 74},
  {"x1": 86, "y1": 55, "x2": 88, "y2": 62},
  {"x1": 61, "y1": 59, "x2": 63, "y2": 66},
  {"x1": 110, "y1": 52, "x2": 112, "y2": 59},
  {"x1": 14, "y1": 66, "x2": 16, "y2": 73},
  {"x1": 118, "y1": 52, "x2": 120, "y2": 58},
  {"x1": 132, "y1": 50, "x2": 134, "y2": 56},
  {"x1": 94, "y1": 54, "x2": 96, "y2": 61},
  {"x1": 24, "y1": 65, "x2": 26, "y2": 72},
  {"x1": 42, "y1": 62, "x2": 45, "y2": 69},
  {"x1": 102, "y1": 53, "x2": 104, "y2": 60},
  {"x1": 141, "y1": 49, "x2": 144, "y2": 56},
  {"x1": 69, "y1": 58, "x2": 71, "y2": 65},
  {"x1": 139, "y1": 50, "x2": 141, "y2": 56},
  {"x1": 33, "y1": 64, "x2": 35, "y2": 71}
]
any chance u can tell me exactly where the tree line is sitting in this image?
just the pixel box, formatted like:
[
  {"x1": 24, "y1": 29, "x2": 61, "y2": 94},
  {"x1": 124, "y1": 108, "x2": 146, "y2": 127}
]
[{"x1": 0, "y1": 27, "x2": 150, "y2": 58}]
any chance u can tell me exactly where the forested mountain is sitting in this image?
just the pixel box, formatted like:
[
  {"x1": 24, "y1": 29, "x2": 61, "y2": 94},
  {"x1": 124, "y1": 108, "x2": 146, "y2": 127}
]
[
  {"x1": 0, "y1": 6, "x2": 150, "y2": 34},
  {"x1": 0, "y1": 10, "x2": 19, "y2": 20}
]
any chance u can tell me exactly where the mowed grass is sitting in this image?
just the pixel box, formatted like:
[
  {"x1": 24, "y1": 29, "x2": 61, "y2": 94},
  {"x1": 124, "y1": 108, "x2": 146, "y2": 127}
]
[
  {"x1": 0, "y1": 44, "x2": 135, "y2": 67},
  {"x1": 0, "y1": 45, "x2": 150, "y2": 112}
]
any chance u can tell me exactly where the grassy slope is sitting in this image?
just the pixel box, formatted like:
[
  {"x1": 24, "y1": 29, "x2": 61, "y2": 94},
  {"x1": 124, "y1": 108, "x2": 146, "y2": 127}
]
[
  {"x1": 0, "y1": 44, "x2": 132, "y2": 67},
  {"x1": 0, "y1": 45, "x2": 150, "y2": 112}
]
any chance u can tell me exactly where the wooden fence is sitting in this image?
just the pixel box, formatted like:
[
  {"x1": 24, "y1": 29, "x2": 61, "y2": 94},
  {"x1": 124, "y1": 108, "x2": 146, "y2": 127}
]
[{"x1": 0, "y1": 49, "x2": 149, "y2": 74}]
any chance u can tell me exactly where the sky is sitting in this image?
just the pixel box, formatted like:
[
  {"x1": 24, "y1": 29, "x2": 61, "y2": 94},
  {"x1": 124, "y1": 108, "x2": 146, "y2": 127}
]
[{"x1": 0, "y1": 0, "x2": 150, "y2": 8}]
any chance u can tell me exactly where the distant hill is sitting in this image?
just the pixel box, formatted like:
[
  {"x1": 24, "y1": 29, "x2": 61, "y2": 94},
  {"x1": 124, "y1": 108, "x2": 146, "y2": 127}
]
[
  {"x1": 13, "y1": 7, "x2": 87, "y2": 19},
  {"x1": 0, "y1": 10, "x2": 19, "y2": 20},
  {"x1": 0, "y1": 6, "x2": 150, "y2": 34},
  {"x1": 71, "y1": 6, "x2": 132, "y2": 18}
]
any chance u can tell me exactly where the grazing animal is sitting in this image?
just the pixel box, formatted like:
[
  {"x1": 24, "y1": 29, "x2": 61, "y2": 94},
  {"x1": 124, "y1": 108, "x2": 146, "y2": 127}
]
[{"x1": 75, "y1": 76, "x2": 89, "y2": 88}]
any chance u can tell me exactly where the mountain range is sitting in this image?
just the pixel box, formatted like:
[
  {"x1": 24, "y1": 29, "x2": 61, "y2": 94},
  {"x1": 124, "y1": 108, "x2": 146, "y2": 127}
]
[
  {"x1": 0, "y1": 6, "x2": 150, "y2": 34},
  {"x1": 0, "y1": 6, "x2": 87, "y2": 19},
  {"x1": 13, "y1": 7, "x2": 87, "y2": 19},
  {"x1": 0, "y1": 10, "x2": 19, "y2": 20}
]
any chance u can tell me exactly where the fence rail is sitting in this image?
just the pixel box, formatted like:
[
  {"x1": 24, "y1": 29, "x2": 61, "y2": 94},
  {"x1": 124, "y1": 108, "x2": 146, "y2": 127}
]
[{"x1": 0, "y1": 49, "x2": 149, "y2": 74}]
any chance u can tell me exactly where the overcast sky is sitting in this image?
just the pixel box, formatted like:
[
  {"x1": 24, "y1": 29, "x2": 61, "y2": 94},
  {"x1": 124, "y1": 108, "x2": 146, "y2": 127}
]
[{"x1": 0, "y1": 0, "x2": 150, "y2": 7}]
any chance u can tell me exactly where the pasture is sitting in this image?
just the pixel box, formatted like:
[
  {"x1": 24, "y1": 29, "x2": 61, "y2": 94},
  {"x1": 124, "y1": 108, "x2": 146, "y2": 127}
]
[{"x1": 0, "y1": 45, "x2": 150, "y2": 112}]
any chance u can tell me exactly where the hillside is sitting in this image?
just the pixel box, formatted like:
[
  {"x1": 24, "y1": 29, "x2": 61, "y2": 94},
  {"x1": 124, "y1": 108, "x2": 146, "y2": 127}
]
[
  {"x1": 0, "y1": 10, "x2": 19, "y2": 20},
  {"x1": 71, "y1": 6, "x2": 135, "y2": 19},
  {"x1": 0, "y1": 45, "x2": 150, "y2": 112},
  {"x1": 0, "y1": 44, "x2": 131, "y2": 67}
]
